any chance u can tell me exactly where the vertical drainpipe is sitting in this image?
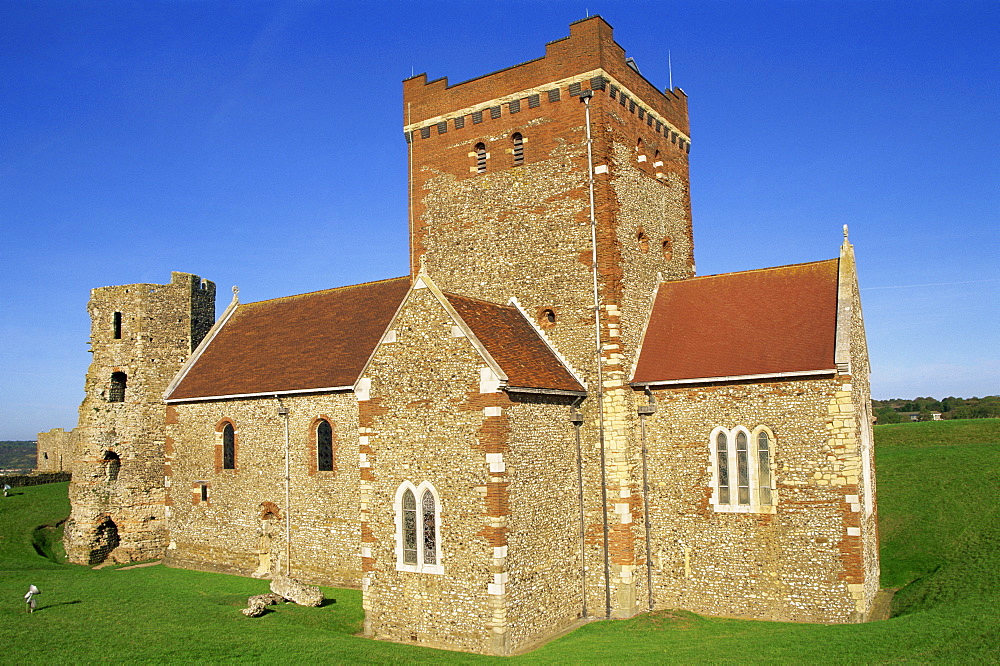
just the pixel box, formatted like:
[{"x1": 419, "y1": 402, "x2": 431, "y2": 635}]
[
  {"x1": 276, "y1": 396, "x2": 290, "y2": 576},
  {"x1": 580, "y1": 88, "x2": 612, "y2": 620},
  {"x1": 571, "y1": 403, "x2": 588, "y2": 618},
  {"x1": 638, "y1": 389, "x2": 657, "y2": 611}
]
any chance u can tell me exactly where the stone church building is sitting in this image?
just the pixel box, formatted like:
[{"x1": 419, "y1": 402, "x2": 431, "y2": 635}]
[{"x1": 53, "y1": 17, "x2": 879, "y2": 656}]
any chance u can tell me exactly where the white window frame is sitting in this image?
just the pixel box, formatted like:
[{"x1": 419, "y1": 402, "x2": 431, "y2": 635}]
[
  {"x1": 708, "y1": 425, "x2": 777, "y2": 514},
  {"x1": 393, "y1": 480, "x2": 444, "y2": 574}
]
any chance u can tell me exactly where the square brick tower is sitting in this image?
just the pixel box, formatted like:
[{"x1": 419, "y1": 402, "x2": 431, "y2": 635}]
[{"x1": 404, "y1": 16, "x2": 692, "y2": 619}]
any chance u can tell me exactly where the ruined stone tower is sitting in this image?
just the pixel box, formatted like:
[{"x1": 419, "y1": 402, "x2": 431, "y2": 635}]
[
  {"x1": 64, "y1": 272, "x2": 215, "y2": 565},
  {"x1": 403, "y1": 16, "x2": 693, "y2": 618}
]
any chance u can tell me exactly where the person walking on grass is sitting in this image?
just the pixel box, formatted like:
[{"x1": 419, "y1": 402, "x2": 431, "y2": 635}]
[
  {"x1": 2, "y1": 484, "x2": 10, "y2": 497},
  {"x1": 24, "y1": 585, "x2": 40, "y2": 612}
]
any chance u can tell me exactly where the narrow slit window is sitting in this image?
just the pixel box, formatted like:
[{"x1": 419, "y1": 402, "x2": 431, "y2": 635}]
[
  {"x1": 113, "y1": 312, "x2": 122, "y2": 339},
  {"x1": 222, "y1": 423, "x2": 235, "y2": 470},
  {"x1": 402, "y1": 489, "x2": 417, "y2": 564},
  {"x1": 512, "y1": 133, "x2": 524, "y2": 165},
  {"x1": 200, "y1": 483, "x2": 209, "y2": 502},
  {"x1": 716, "y1": 431, "x2": 730, "y2": 505},
  {"x1": 316, "y1": 420, "x2": 334, "y2": 472},
  {"x1": 758, "y1": 432, "x2": 772, "y2": 505},
  {"x1": 736, "y1": 431, "x2": 750, "y2": 505},
  {"x1": 475, "y1": 143, "x2": 487, "y2": 173}
]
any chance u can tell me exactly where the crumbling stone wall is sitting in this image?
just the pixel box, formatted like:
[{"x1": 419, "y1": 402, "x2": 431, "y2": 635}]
[
  {"x1": 64, "y1": 272, "x2": 215, "y2": 565},
  {"x1": 164, "y1": 392, "x2": 362, "y2": 588},
  {"x1": 36, "y1": 428, "x2": 76, "y2": 473}
]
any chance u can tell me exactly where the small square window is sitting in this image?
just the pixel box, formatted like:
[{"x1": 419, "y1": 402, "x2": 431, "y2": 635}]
[
  {"x1": 569, "y1": 81, "x2": 582, "y2": 96},
  {"x1": 454, "y1": 116, "x2": 465, "y2": 129},
  {"x1": 547, "y1": 89, "x2": 560, "y2": 103},
  {"x1": 420, "y1": 126, "x2": 431, "y2": 139},
  {"x1": 490, "y1": 106, "x2": 501, "y2": 119},
  {"x1": 528, "y1": 94, "x2": 540, "y2": 108},
  {"x1": 436, "y1": 121, "x2": 447, "y2": 134},
  {"x1": 509, "y1": 99, "x2": 520, "y2": 113},
  {"x1": 472, "y1": 110, "x2": 483, "y2": 124}
]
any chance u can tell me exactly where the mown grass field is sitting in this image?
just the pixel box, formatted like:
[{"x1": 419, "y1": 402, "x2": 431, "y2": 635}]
[{"x1": 1, "y1": 419, "x2": 998, "y2": 663}]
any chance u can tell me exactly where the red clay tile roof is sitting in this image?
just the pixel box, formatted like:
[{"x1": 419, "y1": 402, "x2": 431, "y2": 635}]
[
  {"x1": 168, "y1": 277, "x2": 409, "y2": 400},
  {"x1": 632, "y1": 259, "x2": 840, "y2": 384},
  {"x1": 445, "y1": 293, "x2": 585, "y2": 394}
]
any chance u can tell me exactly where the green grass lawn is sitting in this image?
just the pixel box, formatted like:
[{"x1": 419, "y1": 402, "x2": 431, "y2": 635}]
[{"x1": 2, "y1": 419, "x2": 999, "y2": 663}]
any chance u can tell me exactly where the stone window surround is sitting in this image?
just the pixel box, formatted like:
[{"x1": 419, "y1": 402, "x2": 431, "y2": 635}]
[
  {"x1": 393, "y1": 480, "x2": 444, "y2": 575},
  {"x1": 214, "y1": 418, "x2": 239, "y2": 473},
  {"x1": 708, "y1": 425, "x2": 777, "y2": 514},
  {"x1": 309, "y1": 415, "x2": 337, "y2": 475}
]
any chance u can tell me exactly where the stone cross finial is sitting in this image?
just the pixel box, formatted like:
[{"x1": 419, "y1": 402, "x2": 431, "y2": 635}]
[
  {"x1": 843, "y1": 224, "x2": 849, "y2": 241},
  {"x1": 418, "y1": 254, "x2": 427, "y2": 274},
  {"x1": 232, "y1": 286, "x2": 240, "y2": 304}
]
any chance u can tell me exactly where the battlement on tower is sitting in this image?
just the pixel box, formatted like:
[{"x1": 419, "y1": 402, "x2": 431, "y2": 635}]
[{"x1": 403, "y1": 16, "x2": 688, "y2": 135}]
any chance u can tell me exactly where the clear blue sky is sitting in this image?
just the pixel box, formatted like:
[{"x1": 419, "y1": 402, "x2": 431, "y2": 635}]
[{"x1": 2, "y1": 1, "x2": 997, "y2": 440}]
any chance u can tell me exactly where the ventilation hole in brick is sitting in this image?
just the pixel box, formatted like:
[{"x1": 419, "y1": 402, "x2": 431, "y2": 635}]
[
  {"x1": 547, "y1": 89, "x2": 560, "y2": 102},
  {"x1": 609, "y1": 85, "x2": 617, "y2": 99},
  {"x1": 420, "y1": 126, "x2": 431, "y2": 139},
  {"x1": 490, "y1": 105, "x2": 501, "y2": 119},
  {"x1": 472, "y1": 110, "x2": 483, "y2": 124},
  {"x1": 590, "y1": 75, "x2": 606, "y2": 90},
  {"x1": 528, "y1": 94, "x2": 540, "y2": 108},
  {"x1": 437, "y1": 121, "x2": 447, "y2": 134},
  {"x1": 569, "y1": 81, "x2": 582, "y2": 96},
  {"x1": 509, "y1": 99, "x2": 520, "y2": 113},
  {"x1": 475, "y1": 143, "x2": 487, "y2": 173},
  {"x1": 454, "y1": 116, "x2": 465, "y2": 129}
]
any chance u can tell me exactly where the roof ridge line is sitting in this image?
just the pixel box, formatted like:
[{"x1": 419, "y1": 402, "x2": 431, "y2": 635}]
[
  {"x1": 679, "y1": 258, "x2": 837, "y2": 283},
  {"x1": 242, "y1": 275, "x2": 409, "y2": 307}
]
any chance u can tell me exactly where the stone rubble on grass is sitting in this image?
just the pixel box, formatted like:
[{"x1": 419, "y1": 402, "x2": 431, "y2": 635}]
[
  {"x1": 241, "y1": 592, "x2": 285, "y2": 617},
  {"x1": 269, "y1": 575, "x2": 323, "y2": 607}
]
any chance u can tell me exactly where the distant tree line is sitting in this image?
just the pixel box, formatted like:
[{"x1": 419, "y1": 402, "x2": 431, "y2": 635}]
[
  {"x1": 872, "y1": 396, "x2": 1000, "y2": 424},
  {"x1": 0, "y1": 441, "x2": 36, "y2": 472}
]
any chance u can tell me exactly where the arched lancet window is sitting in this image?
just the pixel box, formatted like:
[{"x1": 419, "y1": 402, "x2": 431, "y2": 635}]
[
  {"x1": 736, "y1": 431, "x2": 750, "y2": 505},
  {"x1": 421, "y1": 489, "x2": 437, "y2": 565},
  {"x1": 316, "y1": 420, "x2": 334, "y2": 472},
  {"x1": 512, "y1": 132, "x2": 524, "y2": 165},
  {"x1": 716, "y1": 431, "x2": 730, "y2": 505},
  {"x1": 222, "y1": 423, "x2": 235, "y2": 470},
  {"x1": 402, "y1": 488, "x2": 417, "y2": 564},
  {"x1": 109, "y1": 372, "x2": 127, "y2": 403},
  {"x1": 758, "y1": 431, "x2": 772, "y2": 505},
  {"x1": 712, "y1": 426, "x2": 776, "y2": 513},
  {"x1": 103, "y1": 451, "x2": 120, "y2": 482},
  {"x1": 636, "y1": 137, "x2": 647, "y2": 162},
  {"x1": 396, "y1": 481, "x2": 442, "y2": 573},
  {"x1": 475, "y1": 142, "x2": 487, "y2": 173}
]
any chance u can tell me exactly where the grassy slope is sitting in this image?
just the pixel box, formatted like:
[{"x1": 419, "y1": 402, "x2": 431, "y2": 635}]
[{"x1": 1, "y1": 420, "x2": 999, "y2": 663}]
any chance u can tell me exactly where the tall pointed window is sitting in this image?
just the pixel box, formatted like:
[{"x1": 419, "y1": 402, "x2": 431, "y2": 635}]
[
  {"x1": 316, "y1": 420, "x2": 334, "y2": 472},
  {"x1": 222, "y1": 423, "x2": 235, "y2": 470},
  {"x1": 711, "y1": 426, "x2": 776, "y2": 513},
  {"x1": 758, "y1": 431, "x2": 772, "y2": 505},
  {"x1": 475, "y1": 143, "x2": 487, "y2": 173},
  {"x1": 716, "y1": 431, "x2": 730, "y2": 505},
  {"x1": 395, "y1": 481, "x2": 443, "y2": 573},
  {"x1": 402, "y1": 489, "x2": 417, "y2": 564},
  {"x1": 109, "y1": 372, "x2": 127, "y2": 402},
  {"x1": 512, "y1": 133, "x2": 524, "y2": 165}
]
